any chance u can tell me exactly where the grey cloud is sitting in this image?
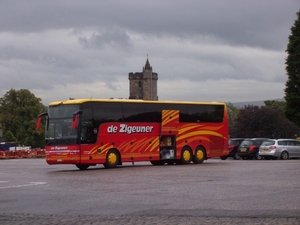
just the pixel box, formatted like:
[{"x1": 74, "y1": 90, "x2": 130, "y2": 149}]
[
  {"x1": 78, "y1": 29, "x2": 132, "y2": 50},
  {"x1": 0, "y1": 45, "x2": 84, "y2": 71},
  {"x1": 0, "y1": 1, "x2": 298, "y2": 51},
  {"x1": 0, "y1": 0, "x2": 297, "y2": 104},
  {"x1": 105, "y1": 82, "x2": 118, "y2": 91}
]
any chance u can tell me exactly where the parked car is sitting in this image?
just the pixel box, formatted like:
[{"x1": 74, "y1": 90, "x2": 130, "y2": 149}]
[
  {"x1": 259, "y1": 139, "x2": 300, "y2": 160},
  {"x1": 220, "y1": 138, "x2": 244, "y2": 160},
  {"x1": 237, "y1": 138, "x2": 270, "y2": 160}
]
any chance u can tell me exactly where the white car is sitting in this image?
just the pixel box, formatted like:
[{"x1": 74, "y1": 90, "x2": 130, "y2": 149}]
[{"x1": 259, "y1": 139, "x2": 300, "y2": 160}]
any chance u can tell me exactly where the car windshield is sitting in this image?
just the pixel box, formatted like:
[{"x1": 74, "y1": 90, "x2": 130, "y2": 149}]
[
  {"x1": 229, "y1": 139, "x2": 243, "y2": 145},
  {"x1": 240, "y1": 140, "x2": 252, "y2": 146},
  {"x1": 253, "y1": 140, "x2": 266, "y2": 145},
  {"x1": 261, "y1": 140, "x2": 275, "y2": 146}
]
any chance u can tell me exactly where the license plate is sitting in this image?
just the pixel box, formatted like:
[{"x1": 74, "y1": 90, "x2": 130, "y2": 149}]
[{"x1": 240, "y1": 148, "x2": 247, "y2": 152}]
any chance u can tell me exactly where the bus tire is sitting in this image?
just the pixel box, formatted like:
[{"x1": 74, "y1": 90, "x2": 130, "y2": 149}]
[
  {"x1": 76, "y1": 164, "x2": 90, "y2": 170},
  {"x1": 193, "y1": 146, "x2": 205, "y2": 164},
  {"x1": 104, "y1": 149, "x2": 119, "y2": 168},
  {"x1": 180, "y1": 147, "x2": 192, "y2": 164}
]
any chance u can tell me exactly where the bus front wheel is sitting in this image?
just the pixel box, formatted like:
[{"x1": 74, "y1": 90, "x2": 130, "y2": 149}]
[
  {"x1": 76, "y1": 164, "x2": 90, "y2": 170},
  {"x1": 103, "y1": 149, "x2": 119, "y2": 168}
]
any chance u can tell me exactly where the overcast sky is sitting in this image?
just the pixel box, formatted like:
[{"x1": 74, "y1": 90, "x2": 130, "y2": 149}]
[{"x1": 0, "y1": 1, "x2": 299, "y2": 105}]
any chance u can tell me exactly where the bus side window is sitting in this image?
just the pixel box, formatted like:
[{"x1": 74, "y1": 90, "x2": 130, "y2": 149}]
[
  {"x1": 83, "y1": 127, "x2": 97, "y2": 143},
  {"x1": 81, "y1": 127, "x2": 87, "y2": 141}
]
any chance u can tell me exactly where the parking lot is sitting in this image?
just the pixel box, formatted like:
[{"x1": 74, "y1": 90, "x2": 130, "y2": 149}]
[{"x1": 1, "y1": 158, "x2": 300, "y2": 224}]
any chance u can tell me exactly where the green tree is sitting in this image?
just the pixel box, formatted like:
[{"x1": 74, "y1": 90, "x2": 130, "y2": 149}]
[
  {"x1": 264, "y1": 100, "x2": 286, "y2": 114},
  {"x1": 285, "y1": 10, "x2": 300, "y2": 127},
  {"x1": 3, "y1": 130, "x2": 17, "y2": 142},
  {"x1": 226, "y1": 102, "x2": 240, "y2": 136},
  {"x1": 0, "y1": 89, "x2": 47, "y2": 148}
]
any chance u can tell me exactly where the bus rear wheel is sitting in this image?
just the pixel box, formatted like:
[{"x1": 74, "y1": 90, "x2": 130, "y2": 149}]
[
  {"x1": 193, "y1": 147, "x2": 205, "y2": 164},
  {"x1": 180, "y1": 147, "x2": 192, "y2": 164},
  {"x1": 103, "y1": 149, "x2": 119, "y2": 168},
  {"x1": 76, "y1": 164, "x2": 90, "y2": 170}
]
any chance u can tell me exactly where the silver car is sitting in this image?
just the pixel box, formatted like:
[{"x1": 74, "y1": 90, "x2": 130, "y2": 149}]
[{"x1": 259, "y1": 139, "x2": 300, "y2": 160}]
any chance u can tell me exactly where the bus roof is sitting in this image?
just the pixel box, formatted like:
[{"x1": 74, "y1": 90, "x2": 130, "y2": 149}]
[{"x1": 49, "y1": 99, "x2": 226, "y2": 106}]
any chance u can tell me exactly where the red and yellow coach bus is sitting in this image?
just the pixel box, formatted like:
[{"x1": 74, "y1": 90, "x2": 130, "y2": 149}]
[{"x1": 36, "y1": 99, "x2": 229, "y2": 170}]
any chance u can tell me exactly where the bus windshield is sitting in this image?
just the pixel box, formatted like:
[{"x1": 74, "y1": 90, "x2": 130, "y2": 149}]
[
  {"x1": 46, "y1": 118, "x2": 77, "y2": 140},
  {"x1": 48, "y1": 104, "x2": 79, "y2": 119},
  {"x1": 46, "y1": 104, "x2": 79, "y2": 145}
]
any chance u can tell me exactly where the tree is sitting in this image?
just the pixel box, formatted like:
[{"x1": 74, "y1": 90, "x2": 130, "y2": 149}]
[
  {"x1": 3, "y1": 130, "x2": 17, "y2": 142},
  {"x1": 285, "y1": 10, "x2": 300, "y2": 128},
  {"x1": 226, "y1": 102, "x2": 240, "y2": 135},
  {"x1": 0, "y1": 89, "x2": 47, "y2": 148},
  {"x1": 231, "y1": 105, "x2": 299, "y2": 138},
  {"x1": 264, "y1": 100, "x2": 286, "y2": 114}
]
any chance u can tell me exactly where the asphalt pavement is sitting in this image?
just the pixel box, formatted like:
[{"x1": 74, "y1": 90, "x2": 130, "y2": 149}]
[{"x1": 1, "y1": 158, "x2": 300, "y2": 224}]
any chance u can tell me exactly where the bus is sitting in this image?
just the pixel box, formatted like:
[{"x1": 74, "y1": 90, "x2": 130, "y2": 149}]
[{"x1": 36, "y1": 99, "x2": 229, "y2": 170}]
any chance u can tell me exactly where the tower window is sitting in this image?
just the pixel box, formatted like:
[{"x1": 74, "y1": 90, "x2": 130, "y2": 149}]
[{"x1": 138, "y1": 81, "x2": 142, "y2": 88}]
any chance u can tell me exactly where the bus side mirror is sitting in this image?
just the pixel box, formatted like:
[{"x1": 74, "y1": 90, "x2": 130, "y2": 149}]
[
  {"x1": 72, "y1": 110, "x2": 82, "y2": 129},
  {"x1": 72, "y1": 114, "x2": 79, "y2": 129},
  {"x1": 36, "y1": 117, "x2": 42, "y2": 130},
  {"x1": 36, "y1": 112, "x2": 48, "y2": 130}
]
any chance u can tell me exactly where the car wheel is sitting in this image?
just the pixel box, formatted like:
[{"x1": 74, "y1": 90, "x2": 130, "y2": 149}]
[
  {"x1": 255, "y1": 152, "x2": 263, "y2": 160},
  {"x1": 233, "y1": 152, "x2": 241, "y2": 160},
  {"x1": 280, "y1": 151, "x2": 289, "y2": 160},
  {"x1": 220, "y1": 156, "x2": 227, "y2": 160}
]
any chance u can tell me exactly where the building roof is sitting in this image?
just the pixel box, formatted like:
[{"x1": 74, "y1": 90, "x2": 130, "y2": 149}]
[{"x1": 144, "y1": 58, "x2": 152, "y2": 70}]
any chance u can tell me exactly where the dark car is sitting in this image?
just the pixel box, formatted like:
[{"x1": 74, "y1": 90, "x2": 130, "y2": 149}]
[
  {"x1": 220, "y1": 138, "x2": 244, "y2": 160},
  {"x1": 237, "y1": 138, "x2": 270, "y2": 160}
]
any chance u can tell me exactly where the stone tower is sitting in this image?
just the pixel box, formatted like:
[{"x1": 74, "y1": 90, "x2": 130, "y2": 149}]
[{"x1": 128, "y1": 58, "x2": 158, "y2": 100}]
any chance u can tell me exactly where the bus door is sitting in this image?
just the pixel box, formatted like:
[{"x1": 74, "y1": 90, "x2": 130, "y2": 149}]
[{"x1": 160, "y1": 110, "x2": 179, "y2": 159}]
